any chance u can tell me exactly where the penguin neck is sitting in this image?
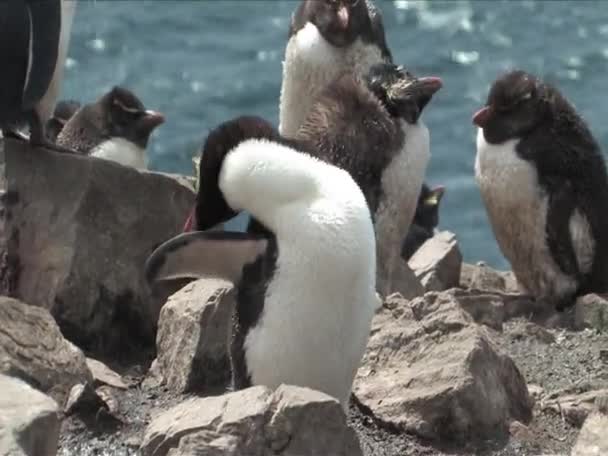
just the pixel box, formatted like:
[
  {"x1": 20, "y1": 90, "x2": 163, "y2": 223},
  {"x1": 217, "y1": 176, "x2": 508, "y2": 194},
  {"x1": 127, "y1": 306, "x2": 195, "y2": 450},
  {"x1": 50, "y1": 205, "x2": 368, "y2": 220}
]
[
  {"x1": 279, "y1": 22, "x2": 385, "y2": 138},
  {"x1": 90, "y1": 137, "x2": 148, "y2": 170}
]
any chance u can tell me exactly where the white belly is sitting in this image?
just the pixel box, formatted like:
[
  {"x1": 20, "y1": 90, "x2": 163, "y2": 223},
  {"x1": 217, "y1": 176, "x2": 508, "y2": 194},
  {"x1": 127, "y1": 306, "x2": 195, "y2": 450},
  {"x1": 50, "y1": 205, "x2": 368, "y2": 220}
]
[
  {"x1": 90, "y1": 138, "x2": 147, "y2": 170},
  {"x1": 279, "y1": 23, "x2": 385, "y2": 138},
  {"x1": 474, "y1": 128, "x2": 589, "y2": 300},
  {"x1": 374, "y1": 121, "x2": 430, "y2": 295}
]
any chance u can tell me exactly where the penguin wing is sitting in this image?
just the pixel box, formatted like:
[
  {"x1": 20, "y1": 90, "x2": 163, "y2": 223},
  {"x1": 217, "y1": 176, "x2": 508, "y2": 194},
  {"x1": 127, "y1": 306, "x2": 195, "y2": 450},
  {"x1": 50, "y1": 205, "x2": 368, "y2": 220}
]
[
  {"x1": 21, "y1": 0, "x2": 62, "y2": 109},
  {"x1": 365, "y1": 0, "x2": 393, "y2": 62},
  {"x1": 144, "y1": 231, "x2": 269, "y2": 285}
]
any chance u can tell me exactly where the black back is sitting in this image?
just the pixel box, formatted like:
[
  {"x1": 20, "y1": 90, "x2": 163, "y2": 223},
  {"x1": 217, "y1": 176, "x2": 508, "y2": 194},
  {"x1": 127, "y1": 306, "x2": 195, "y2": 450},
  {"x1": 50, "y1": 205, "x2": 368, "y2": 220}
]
[{"x1": 401, "y1": 183, "x2": 444, "y2": 260}]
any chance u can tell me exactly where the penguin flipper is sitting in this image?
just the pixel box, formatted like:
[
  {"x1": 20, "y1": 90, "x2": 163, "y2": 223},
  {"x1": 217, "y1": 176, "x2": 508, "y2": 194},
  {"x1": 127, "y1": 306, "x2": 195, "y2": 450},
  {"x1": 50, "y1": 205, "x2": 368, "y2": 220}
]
[{"x1": 144, "y1": 231, "x2": 268, "y2": 285}]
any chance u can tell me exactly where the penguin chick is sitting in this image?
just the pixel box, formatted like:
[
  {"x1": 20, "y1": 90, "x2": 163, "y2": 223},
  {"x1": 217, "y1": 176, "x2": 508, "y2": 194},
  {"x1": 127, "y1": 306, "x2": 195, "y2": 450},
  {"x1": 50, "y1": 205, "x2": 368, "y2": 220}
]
[
  {"x1": 56, "y1": 86, "x2": 164, "y2": 169},
  {"x1": 401, "y1": 183, "x2": 445, "y2": 260},
  {"x1": 145, "y1": 116, "x2": 377, "y2": 411},
  {"x1": 296, "y1": 62, "x2": 442, "y2": 295},
  {"x1": 46, "y1": 99, "x2": 81, "y2": 142},
  {"x1": 279, "y1": 0, "x2": 392, "y2": 138},
  {"x1": 474, "y1": 69, "x2": 608, "y2": 311}
]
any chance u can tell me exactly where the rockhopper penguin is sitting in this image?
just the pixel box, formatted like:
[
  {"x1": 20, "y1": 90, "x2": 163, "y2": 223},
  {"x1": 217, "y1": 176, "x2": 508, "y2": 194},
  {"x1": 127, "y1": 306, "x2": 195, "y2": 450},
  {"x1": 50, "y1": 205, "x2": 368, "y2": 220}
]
[
  {"x1": 295, "y1": 62, "x2": 442, "y2": 296},
  {"x1": 0, "y1": 0, "x2": 77, "y2": 153},
  {"x1": 56, "y1": 86, "x2": 164, "y2": 169},
  {"x1": 279, "y1": 0, "x2": 392, "y2": 138},
  {"x1": 474, "y1": 69, "x2": 608, "y2": 311},
  {"x1": 145, "y1": 116, "x2": 378, "y2": 411},
  {"x1": 401, "y1": 183, "x2": 445, "y2": 260}
]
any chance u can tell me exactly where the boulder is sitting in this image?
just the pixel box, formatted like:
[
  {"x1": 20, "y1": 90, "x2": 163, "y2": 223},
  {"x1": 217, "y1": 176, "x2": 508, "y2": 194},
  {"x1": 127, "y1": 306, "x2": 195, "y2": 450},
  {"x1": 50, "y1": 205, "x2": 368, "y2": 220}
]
[
  {"x1": 141, "y1": 385, "x2": 361, "y2": 456},
  {"x1": 575, "y1": 294, "x2": 608, "y2": 332},
  {"x1": 0, "y1": 138, "x2": 195, "y2": 354},
  {"x1": 408, "y1": 231, "x2": 462, "y2": 292},
  {"x1": 0, "y1": 296, "x2": 92, "y2": 404},
  {"x1": 353, "y1": 292, "x2": 532, "y2": 442},
  {"x1": 384, "y1": 260, "x2": 424, "y2": 300},
  {"x1": 460, "y1": 261, "x2": 519, "y2": 294},
  {"x1": 154, "y1": 278, "x2": 235, "y2": 392},
  {"x1": 86, "y1": 358, "x2": 128, "y2": 389},
  {"x1": 571, "y1": 412, "x2": 608, "y2": 456},
  {"x1": 0, "y1": 374, "x2": 60, "y2": 456}
]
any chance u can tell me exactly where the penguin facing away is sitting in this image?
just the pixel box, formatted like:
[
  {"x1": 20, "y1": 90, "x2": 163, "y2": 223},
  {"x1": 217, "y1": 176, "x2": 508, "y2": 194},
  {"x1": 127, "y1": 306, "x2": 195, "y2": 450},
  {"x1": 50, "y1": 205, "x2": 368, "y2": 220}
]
[
  {"x1": 0, "y1": 0, "x2": 77, "y2": 153},
  {"x1": 279, "y1": 0, "x2": 392, "y2": 138},
  {"x1": 145, "y1": 116, "x2": 378, "y2": 411},
  {"x1": 56, "y1": 86, "x2": 165, "y2": 169},
  {"x1": 473, "y1": 69, "x2": 608, "y2": 311},
  {"x1": 295, "y1": 62, "x2": 442, "y2": 295},
  {"x1": 46, "y1": 99, "x2": 81, "y2": 142},
  {"x1": 401, "y1": 183, "x2": 445, "y2": 260}
]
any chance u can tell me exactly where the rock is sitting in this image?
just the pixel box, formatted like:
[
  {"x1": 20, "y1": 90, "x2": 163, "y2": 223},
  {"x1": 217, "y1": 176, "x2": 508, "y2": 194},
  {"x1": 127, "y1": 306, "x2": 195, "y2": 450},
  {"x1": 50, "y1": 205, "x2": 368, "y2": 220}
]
[
  {"x1": 508, "y1": 420, "x2": 534, "y2": 444},
  {"x1": 0, "y1": 139, "x2": 195, "y2": 353},
  {"x1": 460, "y1": 261, "x2": 519, "y2": 293},
  {"x1": 86, "y1": 358, "x2": 128, "y2": 389},
  {"x1": 571, "y1": 412, "x2": 608, "y2": 456},
  {"x1": 575, "y1": 294, "x2": 608, "y2": 332},
  {"x1": 154, "y1": 278, "x2": 235, "y2": 392},
  {"x1": 141, "y1": 385, "x2": 361, "y2": 456},
  {"x1": 449, "y1": 288, "x2": 506, "y2": 330},
  {"x1": 0, "y1": 374, "x2": 60, "y2": 456},
  {"x1": 0, "y1": 296, "x2": 93, "y2": 404},
  {"x1": 354, "y1": 292, "x2": 532, "y2": 442},
  {"x1": 388, "y1": 260, "x2": 424, "y2": 300},
  {"x1": 527, "y1": 384, "x2": 544, "y2": 401},
  {"x1": 542, "y1": 388, "x2": 608, "y2": 427},
  {"x1": 408, "y1": 230, "x2": 462, "y2": 292},
  {"x1": 65, "y1": 382, "x2": 107, "y2": 416},
  {"x1": 507, "y1": 321, "x2": 556, "y2": 344}
]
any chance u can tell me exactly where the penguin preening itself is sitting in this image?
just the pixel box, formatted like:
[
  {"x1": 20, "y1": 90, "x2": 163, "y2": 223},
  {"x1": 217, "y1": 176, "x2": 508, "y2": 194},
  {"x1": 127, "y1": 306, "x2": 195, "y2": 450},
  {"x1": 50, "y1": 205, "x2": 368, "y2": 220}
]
[
  {"x1": 0, "y1": 0, "x2": 77, "y2": 153},
  {"x1": 279, "y1": 0, "x2": 392, "y2": 138},
  {"x1": 46, "y1": 99, "x2": 81, "y2": 142},
  {"x1": 56, "y1": 86, "x2": 165, "y2": 169},
  {"x1": 295, "y1": 63, "x2": 442, "y2": 295},
  {"x1": 401, "y1": 183, "x2": 445, "y2": 260},
  {"x1": 474, "y1": 70, "x2": 608, "y2": 311},
  {"x1": 145, "y1": 116, "x2": 378, "y2": 411}
]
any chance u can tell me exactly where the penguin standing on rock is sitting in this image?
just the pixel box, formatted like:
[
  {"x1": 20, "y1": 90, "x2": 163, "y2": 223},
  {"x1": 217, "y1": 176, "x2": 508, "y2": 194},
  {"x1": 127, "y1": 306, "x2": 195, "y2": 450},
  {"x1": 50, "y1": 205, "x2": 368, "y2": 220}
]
[
  {"x1": 0, "y1": 0, "x2": 77, "y2": 153},
  {"x1": 279, "y1": 0, "x2": 392, "y2": 138},
  {"x1": 474, "y1": 69, "x2": 608, "y2": 311},
  {"x1": 145, "y1": 116, "x2": 378, "y2": 411},
  {"x1": 56, "y1": 86, "x2": 165, "y2": 169},
  {"x1": 295, "y1": 63, "x2": 442, "y2": 295}
]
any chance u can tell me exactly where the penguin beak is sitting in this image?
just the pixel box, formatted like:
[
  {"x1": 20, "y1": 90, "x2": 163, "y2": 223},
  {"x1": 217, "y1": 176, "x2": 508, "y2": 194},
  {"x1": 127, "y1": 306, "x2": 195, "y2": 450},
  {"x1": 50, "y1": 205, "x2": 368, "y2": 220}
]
[
  {"x1": 337, "y1": 5, "x2": 349, "y2": 30},
  {"x1": 183, "y1": 208, "x2": 196, "y2": 232},
  {"x1": 139, "y1": 110, "x2": 165, "y2": 134},
  {"x1": 472, "y1": 106, "x2": 492, "y2": 128},
  {"x1": 412, "y1": 77, "x2": 443, "y2": 98},
  {"x1": 425, "y1": 185, "x2": 445, "y2": 206}
]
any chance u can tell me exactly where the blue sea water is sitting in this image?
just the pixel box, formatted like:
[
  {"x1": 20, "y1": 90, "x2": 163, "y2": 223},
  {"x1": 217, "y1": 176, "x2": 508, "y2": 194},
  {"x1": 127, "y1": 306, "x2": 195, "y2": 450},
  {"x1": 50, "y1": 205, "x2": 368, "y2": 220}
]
[{"x1": 63, "y1": 0, "x2": 608, "y2": 269}]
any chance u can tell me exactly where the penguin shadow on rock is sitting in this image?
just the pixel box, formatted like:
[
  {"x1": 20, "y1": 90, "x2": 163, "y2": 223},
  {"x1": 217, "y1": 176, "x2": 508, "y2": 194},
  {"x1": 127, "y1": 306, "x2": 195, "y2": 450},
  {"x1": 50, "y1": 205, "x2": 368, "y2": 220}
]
[
  {"x1": 473, "y1": 69, "x2": 608, "y2": 321},
  {"x1": 401, "y1": 183, "x2": 446, "y2": 261},
  {"x1": 145, "y1": 115, "x2": 379, "y2": 412},
  {"x1": 0, "y1": 0, "x2": 79, "y2": 154},
  {"x1": 55, "y1": 86, "x2": 165, "y2": 170}
]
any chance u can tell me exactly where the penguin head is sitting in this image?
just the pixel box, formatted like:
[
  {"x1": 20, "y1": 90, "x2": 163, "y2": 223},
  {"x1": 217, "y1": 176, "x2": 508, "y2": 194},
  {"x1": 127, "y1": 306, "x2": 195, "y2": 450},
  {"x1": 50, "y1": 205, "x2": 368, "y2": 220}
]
[
  {"x1": 296, "y1": 0, "x2": 370, "y2": 48},
  {"x1": 184, "y1": 116, "x2": 281, "y2": 232},
  {"x1": 47, "y1": 99, "x2": 81, "y2": 141},
  {"x1": 98, "y1": 86, "x2": 165, "y2": 149},
  {"x1": 365, "y1": 63, "x2": 443, "y2": 124},
  {"x1": 413, "y1": 183, "x2": 445, "y2": 230},
  {"x1": 472, "y1": 70, "x2": 547, "y2": 144}
]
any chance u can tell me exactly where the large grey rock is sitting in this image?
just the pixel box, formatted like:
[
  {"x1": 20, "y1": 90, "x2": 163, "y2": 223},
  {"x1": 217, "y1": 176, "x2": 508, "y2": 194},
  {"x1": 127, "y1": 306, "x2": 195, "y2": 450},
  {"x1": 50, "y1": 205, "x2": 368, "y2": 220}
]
[
  {"x1": 0, "y1": 374, "x2": 60, "y2": 456},
  {"x1": 575, "y1": 294, "x2": 608, "y2": 332},
  {"x1": 0, "y1": 296, "x2": 92, "y2": 404},
  {"x1": 154, "y1": 278, "x2": 235, "y2": 392},
  {"x1": 571, "y1": 412, "x2": 608, "y2": 456},
  {"x1": 408, "y1": 230, "x2": 462, "y2": 292},
  {"x1": 387, "y1": 260, "x2": 424, "y2": 300},
  {"x1": 353, "y1": 292, "x2": 532, "y2": 442},
  {"x1": 460, "y1": 261, "x2": 519, "y2": 294},
  {"x1": 141, "y1": 385, "x2": 361, "y2": 456},
  {"x1": 0, "y1": 138, "x2": 195, "y2": 353}
]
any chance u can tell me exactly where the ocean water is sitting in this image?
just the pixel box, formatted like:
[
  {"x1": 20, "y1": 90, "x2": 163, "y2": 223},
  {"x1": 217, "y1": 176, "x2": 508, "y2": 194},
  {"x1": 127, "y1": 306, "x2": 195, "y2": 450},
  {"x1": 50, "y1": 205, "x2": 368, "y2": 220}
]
[{"x1": 63, "y1": 0, "x2": 608, "y2": 269}]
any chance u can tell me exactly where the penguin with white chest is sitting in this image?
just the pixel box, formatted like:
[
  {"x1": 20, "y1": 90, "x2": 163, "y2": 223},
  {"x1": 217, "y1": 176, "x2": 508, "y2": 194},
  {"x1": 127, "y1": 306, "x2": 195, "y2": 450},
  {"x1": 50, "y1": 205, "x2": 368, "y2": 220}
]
[
  {"x1": 0, "y1": 0, "x2": 77, "y2": 153},
  {"x1": 145, "y1": 116, "x2": 378, "y2": 411},
  {"x1": 279, "y1": 0, "x2": 392, "y2": 138},
  {"x1": 296, "y1": 63, "x2": 442, "y2": 295},
  {"x1": 56, "y1": 86, "x2": 164, "y2": 169},
  {"x1": 474, "y1": 70, "x2": 608, "y2": 311}
]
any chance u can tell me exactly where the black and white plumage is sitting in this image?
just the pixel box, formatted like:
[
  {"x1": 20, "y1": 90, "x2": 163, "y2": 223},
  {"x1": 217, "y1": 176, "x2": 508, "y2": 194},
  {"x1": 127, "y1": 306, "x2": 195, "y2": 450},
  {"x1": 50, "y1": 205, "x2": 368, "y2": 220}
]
[
  {"x1": 145, "y1": 116, "x2": 378, "y2": 411},
  {"x1": 0, "y1": 0, "x2": 76, "y2": 152},
  {"x1": 279, "y1": 0, "x2": 392, "y2": 138},
  {"x1": 474, "y1": 69, "x2": 608, "y2": 311},
  {"x1": 56, "y1": 86, "x2": 164, "y2": 169},
  {"x1": 401, "y1": 183, "x2": 445, "y2": 260}
]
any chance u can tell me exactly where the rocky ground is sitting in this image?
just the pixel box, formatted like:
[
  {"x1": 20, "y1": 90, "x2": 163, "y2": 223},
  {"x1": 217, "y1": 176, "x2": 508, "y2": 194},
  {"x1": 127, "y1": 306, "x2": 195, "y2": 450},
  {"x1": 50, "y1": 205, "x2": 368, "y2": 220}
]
[{"x1": 1, "y1": 141, "x2": 607, "y2": 456}]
